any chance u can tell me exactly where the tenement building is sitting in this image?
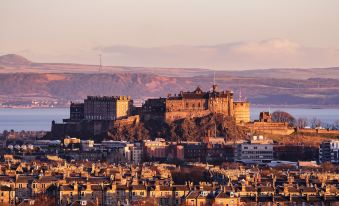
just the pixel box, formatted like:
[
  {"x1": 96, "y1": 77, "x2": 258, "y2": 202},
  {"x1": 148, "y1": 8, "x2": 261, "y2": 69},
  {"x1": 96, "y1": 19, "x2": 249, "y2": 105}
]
[
  {"x1": 84, "y1": 96, "x2": 133, "y2": 120},
  {"x1": 143, "y1": 84, "x2": 250, "y2": 123}
]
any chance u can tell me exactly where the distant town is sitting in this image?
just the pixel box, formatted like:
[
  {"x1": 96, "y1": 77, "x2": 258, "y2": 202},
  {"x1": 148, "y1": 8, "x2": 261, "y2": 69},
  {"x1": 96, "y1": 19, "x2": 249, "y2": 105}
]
[{"x1": 0, "y1": 84, "x2": 338, "y2": 206}]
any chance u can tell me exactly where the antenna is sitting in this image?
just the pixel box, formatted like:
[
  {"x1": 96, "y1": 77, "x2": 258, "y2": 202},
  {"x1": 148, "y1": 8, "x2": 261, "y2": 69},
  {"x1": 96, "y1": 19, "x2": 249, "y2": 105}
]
[
  {"x1": 99, "y1": 54, "x2": 102, "y2": 72},
  {"x1": 213, "y1": 71, "x2": 216, "y2": 85}
]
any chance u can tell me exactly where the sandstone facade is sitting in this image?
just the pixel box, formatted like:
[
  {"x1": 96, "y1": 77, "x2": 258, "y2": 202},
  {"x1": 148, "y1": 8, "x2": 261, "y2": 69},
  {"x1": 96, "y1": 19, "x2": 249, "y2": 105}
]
[{"x1": 143, "y1": 85, "x2": 250, "y2": 124}]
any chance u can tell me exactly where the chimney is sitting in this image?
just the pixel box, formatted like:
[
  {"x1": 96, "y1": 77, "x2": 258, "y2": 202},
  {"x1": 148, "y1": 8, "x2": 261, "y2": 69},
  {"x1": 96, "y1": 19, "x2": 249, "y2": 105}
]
[
  {"x1": 111, "y1": 183, "x2": 117, "y2": 191},
  {"x1": 241, "y1": 183, "x2": 246, "y2": 192},
  {"x1": 74, "y1": 181, "x2": 78, "y2": 191},
  {"x1": 283, "y1": 184, "x2": 288, "y2": 196},
  {"x1": 86, "y1": 181, "x2": 91, "y2": 191},
  {"x1": 306, "y1": 175, "x2": 310, "y2": 187}
]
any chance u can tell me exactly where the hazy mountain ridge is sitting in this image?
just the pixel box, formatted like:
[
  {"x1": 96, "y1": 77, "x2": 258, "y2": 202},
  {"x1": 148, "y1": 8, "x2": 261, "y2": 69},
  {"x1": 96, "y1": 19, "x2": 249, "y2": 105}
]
[
  {"x1": 0, "y1": 54, "x2": 211, "y2": 77},
  {"x1": 0, "y1": 72, "x2": 338, "y2": 106},
  {"x1": 220, "y1": 67, "x2": 339, "y2": 80},
  {"x1": 0, "y1": 54, "x2": 339, "y2": 107},
  {"x1": 1, "y1": 54, "x2": 339, "y2": 79}
]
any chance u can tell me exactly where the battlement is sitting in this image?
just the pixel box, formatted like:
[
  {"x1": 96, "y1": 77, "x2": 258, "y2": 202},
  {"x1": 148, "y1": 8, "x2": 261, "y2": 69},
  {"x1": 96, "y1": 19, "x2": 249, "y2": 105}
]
[{"x1": 143, "y1": 85, "x2": 250, "y2": 123}]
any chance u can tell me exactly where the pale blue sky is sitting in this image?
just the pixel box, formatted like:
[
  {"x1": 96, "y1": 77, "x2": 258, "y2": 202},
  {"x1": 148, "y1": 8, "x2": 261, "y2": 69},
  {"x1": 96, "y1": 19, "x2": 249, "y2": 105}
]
[{"x1": 1, "y1": 0, "x2": 339, "y2": 69}]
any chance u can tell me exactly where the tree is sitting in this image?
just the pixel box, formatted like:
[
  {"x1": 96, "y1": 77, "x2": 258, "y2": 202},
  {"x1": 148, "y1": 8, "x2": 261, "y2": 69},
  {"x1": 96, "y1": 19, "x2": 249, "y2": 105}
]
[
  {"x1": 310, "y1": 118, "x2": 322, "y2": 128},
  {"x1": 271, "y1": 111, "x2": 296, "y2": 127},
  {"x1": 296, "y1": 118, "x2": 308, "y2": 128},
  {"x1": 321, "y1": 162, "x2": 337, "y2": 172},
  {"x1": 332, "y1": 120, "x2": 339, "y2": 130}
]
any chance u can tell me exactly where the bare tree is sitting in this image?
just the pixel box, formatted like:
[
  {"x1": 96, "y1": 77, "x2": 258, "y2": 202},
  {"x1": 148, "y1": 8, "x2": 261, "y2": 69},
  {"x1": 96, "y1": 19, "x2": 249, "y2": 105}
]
[
  {"x1": 332, "y1": 120, "x2": 339, "y2": 130},
  {"x1": 310, "y1": 118, "x2": 322, "y2": 128},
  {"x1": 296, "y1": 118, "x2": 308, "y2": 128},
  {"x1": 321, "y1": 162, "x2": 337, "y2": 172},
  {"x1": 271, "y1": 111, "x2": 296, "y2": 127}
]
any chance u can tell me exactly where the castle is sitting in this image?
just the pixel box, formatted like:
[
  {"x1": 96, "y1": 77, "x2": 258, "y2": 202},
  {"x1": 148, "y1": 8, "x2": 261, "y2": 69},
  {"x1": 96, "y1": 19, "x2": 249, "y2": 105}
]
[
  {"x1": 51, "y1": 84, "x2": 250, "y2": 139},
  {"x1": 143, "y1": 84, "x2": 250, "y2": 123}
]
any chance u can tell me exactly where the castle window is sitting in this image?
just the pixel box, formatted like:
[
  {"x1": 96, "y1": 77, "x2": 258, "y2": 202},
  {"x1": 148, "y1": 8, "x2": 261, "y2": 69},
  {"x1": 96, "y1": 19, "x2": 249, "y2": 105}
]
[{"x1": 186, "y1": 103, "x2": 189, "y2": 108}]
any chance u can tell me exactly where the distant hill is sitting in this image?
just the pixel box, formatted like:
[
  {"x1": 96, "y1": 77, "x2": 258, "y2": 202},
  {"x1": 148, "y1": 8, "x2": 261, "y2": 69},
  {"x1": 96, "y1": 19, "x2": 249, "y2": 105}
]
[
  {"x1": 0, "y1": 72, "x2": 338, "y2": 107},
  {"x1": 219, "y1": 67, "x2": 339, "y2": 80},
  {"x1": 1, "y1": 54, "x2": 339, "y2": 79},
  {"x1": 0, "y1": 54, "x2": 338, "y2": 107},
  {"x1": 0, "y1": 54, "x2": 32, "y2": 66},
  {"x1": 0, "y1": 54, "x2": 211, "y2": 77}
]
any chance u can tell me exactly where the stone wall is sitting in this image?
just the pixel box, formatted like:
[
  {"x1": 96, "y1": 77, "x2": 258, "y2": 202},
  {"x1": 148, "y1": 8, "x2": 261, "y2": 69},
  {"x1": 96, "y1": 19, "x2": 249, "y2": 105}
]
[
  {"x1": 165, "y1": 110, "x2": 211, "y2": 122},
  {"x1": 297, "y1": 128, "x2": 339, "y2": 135},
  {"x1": 113, "y1": 115, "x2": 140, "y2": 127},
  {"x1": 245, "y1": 122, "x2": 294, "y2": 135}
]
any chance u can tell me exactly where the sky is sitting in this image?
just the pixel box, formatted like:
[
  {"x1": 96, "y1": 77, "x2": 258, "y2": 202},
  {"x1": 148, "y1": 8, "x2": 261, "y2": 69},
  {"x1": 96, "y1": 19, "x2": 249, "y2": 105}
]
[{"x1": 1, "y1": 0, "x2": 339, "y2": 70}]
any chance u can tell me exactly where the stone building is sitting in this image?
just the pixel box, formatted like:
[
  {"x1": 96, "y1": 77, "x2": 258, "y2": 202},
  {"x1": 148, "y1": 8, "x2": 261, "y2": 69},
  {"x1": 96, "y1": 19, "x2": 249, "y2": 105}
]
[
  {"x1": 0, "y1": 185, "x2": 15, "y2": 206},
  {"x1": 143, "y1": 84, "x2": 250, "y2": 123},
  {"x1": 84, "y1": 96, "x2": 133, "y2": 121},
  {"x1": 245, "y1": 112, "x2": 294, "y2": 135},
  {"x1": 70, "y1": 102, "x2": 84, "y2": 120},
  {"x1": 233, "y1": 101, "x2": 251, "y2": 124},
  {"x1": 143, "y1": 138, "x2": 169, "y2": 161}
]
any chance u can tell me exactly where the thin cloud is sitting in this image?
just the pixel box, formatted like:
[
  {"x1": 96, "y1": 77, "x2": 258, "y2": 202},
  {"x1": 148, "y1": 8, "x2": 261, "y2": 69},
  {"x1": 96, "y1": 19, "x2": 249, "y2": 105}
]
[{"x1": 94, "y1": 38, "x2": 339, "y2": 70}]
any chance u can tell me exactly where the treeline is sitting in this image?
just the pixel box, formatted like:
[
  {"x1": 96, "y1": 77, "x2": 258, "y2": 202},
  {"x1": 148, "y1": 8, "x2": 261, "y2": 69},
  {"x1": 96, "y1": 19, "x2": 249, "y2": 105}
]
[{"x1": 271, "y1": 110, "x2": 339, "y2": 129}]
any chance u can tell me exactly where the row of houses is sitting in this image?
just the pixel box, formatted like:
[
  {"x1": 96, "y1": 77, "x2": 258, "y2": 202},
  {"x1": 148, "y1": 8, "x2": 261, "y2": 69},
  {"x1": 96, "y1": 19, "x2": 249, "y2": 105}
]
[
  {"x1": 4, "y1": 136, "x2": 338, "y2": 165},
  {"x1": 0, "y1": 160, "x2": 338, "y2": 206}
]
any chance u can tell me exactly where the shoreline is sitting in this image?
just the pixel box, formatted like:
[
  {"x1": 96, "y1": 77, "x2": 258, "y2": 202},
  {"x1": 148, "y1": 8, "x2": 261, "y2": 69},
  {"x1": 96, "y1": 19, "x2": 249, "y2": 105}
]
[
  {"x1": 1, "y1": 105, "x2": 339, "y2": 109},
  {"x1": 0, "y1": 107, "x2": 69, "y2": 109},
  {"x1": 251, "y1": 104, "x2": 339, "y2": 109}
]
